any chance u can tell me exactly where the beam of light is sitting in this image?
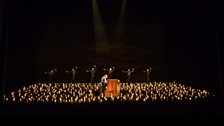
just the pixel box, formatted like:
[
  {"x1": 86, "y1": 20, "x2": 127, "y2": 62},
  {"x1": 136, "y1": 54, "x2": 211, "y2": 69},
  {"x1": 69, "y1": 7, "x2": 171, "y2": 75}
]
[
  {"x1": 92, "y1": 0, "x2": 109, "y2": 54},
  {"x1": 114, "y1": 0, "x2": 126, "y2": 42}
]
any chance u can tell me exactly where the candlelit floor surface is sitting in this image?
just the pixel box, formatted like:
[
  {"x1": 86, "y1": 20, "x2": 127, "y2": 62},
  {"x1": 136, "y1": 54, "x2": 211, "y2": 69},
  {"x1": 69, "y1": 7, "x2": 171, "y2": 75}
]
[{"x1": 2, "y1": 82, "x2": 224, "y2": 116}]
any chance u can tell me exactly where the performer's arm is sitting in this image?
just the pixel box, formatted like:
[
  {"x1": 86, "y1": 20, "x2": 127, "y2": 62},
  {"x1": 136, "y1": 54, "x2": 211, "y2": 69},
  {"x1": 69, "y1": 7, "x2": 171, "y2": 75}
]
[
  {"x1": 122, "y1": 70, "x2": 127, "y2": 73},
  {"x1": 45, "y1": 71, "x2": 50, "y2": 74},
  {"x1": 66, "y1": 70, "x2": 71, "y2": 73},
  {"x1": 112, "y1": 66, "x2": 115, "y2": 71}
]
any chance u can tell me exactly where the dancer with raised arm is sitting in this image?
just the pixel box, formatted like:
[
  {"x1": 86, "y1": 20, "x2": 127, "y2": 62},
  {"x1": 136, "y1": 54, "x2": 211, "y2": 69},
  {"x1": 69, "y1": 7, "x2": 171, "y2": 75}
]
[
  {"x1": 66, "y1": 67, "x2": 78, "y2": 83},
  {"x1": 122, "y1": 68, "x2": 134, "y2": 83},
  {"x1": 86, "y1": 65, "x2": 97, "y2": 83},
  {"x1": 143, "y1": 67, "x2": 152, "y2": 83},
  {"x1": 45, "y1": 68, "x2": 57, "y2": 82},
  {"x1": 103, "y1": 66, "x2": 115, "y2": 79}
]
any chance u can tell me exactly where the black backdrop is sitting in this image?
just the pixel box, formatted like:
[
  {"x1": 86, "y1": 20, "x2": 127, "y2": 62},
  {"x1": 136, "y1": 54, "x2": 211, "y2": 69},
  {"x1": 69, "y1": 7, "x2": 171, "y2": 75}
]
[{"x1": 1, "y1": 0, "x2": 223, "y2": 98}]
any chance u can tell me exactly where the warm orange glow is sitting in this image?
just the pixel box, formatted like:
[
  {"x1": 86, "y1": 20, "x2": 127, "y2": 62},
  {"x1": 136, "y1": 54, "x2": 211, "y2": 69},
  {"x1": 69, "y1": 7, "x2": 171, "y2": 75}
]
[{"x1": 3, "y1": 82, "x2": 214, "y2": 104}]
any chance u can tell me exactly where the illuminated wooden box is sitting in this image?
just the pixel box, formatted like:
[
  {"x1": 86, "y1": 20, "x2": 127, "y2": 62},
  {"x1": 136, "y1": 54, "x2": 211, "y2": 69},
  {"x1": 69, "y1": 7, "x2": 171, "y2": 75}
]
[{"x1": 105, "y1": 79, "x2": 120, "y2": 97}]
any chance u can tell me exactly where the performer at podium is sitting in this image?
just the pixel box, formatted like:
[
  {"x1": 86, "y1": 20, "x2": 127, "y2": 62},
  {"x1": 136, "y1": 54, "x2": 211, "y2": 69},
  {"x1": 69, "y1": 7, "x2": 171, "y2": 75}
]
[
  {"x1": 122, "y1": 68, "x2": 134, "y2": 83},
  {"x1": 66, "y1": 67, "x2": 78, "y2": 83},
  {"x1": 45, "y1": 68, "x2": 57, "y2": 82},
  {"x1": 100, "y1": 74, "x2": 108, "y2": 95},
  {"x1": 103, "y1": 66, "x2": 115, "y2": 79},
  {"x1": 143, "y1": 67, "x2": 152, "y2": 83},
  {"x1": 86, "y1": 65, "x2": 97, "y2": 83}
]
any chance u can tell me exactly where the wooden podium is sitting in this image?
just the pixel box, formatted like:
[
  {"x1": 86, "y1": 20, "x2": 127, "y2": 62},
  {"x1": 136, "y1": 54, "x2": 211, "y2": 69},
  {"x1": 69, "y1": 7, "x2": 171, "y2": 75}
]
[{"x1": 104, "y1": 79, "x2": 120, "y2": 97}]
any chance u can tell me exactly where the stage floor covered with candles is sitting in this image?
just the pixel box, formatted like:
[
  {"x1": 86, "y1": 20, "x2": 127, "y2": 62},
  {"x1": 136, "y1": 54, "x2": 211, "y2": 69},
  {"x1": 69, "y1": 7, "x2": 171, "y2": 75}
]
[{"x1": 2, "y1": 82, "x2": 223, "y2": 115}]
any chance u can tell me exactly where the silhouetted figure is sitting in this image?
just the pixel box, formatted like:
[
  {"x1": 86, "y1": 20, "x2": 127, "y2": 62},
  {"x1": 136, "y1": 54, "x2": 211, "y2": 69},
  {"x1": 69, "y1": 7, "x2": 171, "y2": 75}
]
[
  {"x1": 45, "y1": 68, "x2": 57, "y2": 82},
  {"x1": 100, "y1": 74, "x2": 108, "y2": 95},
  {"x1": 103, "y1": 66, "x2": 115, "y2": 79},
  {"x1": 122, "y1": 68, "x2": 134, "y2": 83},
  {"x1": 143, "y1": 67, "x2": 152, "y2": 83},
  {"x1": 86, "y1": 65, "x2": 96, "y2": 83},
  {"x1": 66, "y1": 67, "x2": 78, "y2": 83}
]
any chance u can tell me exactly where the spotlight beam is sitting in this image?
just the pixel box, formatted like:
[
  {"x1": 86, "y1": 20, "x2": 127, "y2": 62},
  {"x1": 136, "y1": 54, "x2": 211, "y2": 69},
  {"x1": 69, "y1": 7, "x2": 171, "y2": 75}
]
[{"x1": 92, "y1": 0, "x2": 109, "y2": 54}]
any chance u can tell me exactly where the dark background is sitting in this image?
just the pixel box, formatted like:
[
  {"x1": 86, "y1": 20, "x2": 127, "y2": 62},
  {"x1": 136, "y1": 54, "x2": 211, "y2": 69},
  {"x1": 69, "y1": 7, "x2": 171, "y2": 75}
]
[{"x1": 1, "y1": 0, "x2": 223, "y2": 99}]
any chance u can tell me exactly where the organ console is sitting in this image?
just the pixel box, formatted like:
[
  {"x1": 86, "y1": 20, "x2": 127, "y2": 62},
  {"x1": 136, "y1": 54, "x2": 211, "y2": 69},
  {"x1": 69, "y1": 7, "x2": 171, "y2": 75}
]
[{"x1": 104, "y1": 79, "x2": 120, "y2": 97}]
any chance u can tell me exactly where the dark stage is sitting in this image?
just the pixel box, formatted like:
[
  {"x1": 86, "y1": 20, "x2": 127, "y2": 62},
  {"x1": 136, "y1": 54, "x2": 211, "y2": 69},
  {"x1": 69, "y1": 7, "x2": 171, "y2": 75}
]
[{"x1": 0, "y1": 0, "x2": 224, "y2": 117}]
